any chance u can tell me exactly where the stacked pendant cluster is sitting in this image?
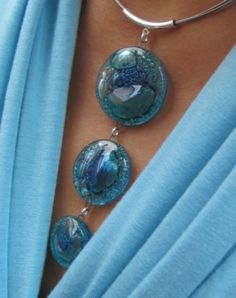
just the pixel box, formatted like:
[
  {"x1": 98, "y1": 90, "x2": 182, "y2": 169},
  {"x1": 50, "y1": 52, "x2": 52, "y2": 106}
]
[{"x1": 50, "y1": 47, "x2": 168, "y2": 268}]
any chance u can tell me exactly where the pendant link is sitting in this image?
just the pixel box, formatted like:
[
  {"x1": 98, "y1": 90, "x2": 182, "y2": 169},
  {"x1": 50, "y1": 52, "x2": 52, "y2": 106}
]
[
  {"x1": 110, "y1": 124, "x2": 122, "y2": 142},
  {"x1": 78, "y1": 202, "x2": 91, "y2": 219},
  {"x1": 140, "y1": 28, "x2": 150, "y2": 48}
]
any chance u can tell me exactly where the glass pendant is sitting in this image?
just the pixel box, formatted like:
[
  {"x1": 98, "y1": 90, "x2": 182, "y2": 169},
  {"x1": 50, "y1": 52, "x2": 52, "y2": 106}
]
[
  {"x1": 50, "y1": 30, "x2": 167, "y2": 268},
  {"x1": 50, "y1": 216, "x2": 91, "y2": 268},
  {"x1": 96, "y1": 47, "x2": 168, "y2": 126},
  {"x1": 73, "y1": 139, "x2": 131, "y2": 205}
]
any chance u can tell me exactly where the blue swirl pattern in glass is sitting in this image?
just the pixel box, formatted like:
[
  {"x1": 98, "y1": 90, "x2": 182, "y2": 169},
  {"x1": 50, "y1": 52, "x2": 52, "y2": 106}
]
[
  {"x1": 73, "y1": 140, "x2": 131, "y2": 205},
  {"x1": 50, "y1": 216, "x2": 91, "y2": 268},
  {"x1": 96, "y1": 47, "x2": 168, "y2": 126}
]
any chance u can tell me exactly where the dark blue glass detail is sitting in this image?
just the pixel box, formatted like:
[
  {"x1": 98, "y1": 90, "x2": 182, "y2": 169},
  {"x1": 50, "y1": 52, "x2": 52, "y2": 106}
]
[
  {"x1": 50, "y1": 216, "x2": 91, "y2": 268},
  {"x1": 73, "y1": 140, "x2": 131, "y2": 205},
  {"x1": 96, "y1": 47, "x2": 168, "y2": 126}
]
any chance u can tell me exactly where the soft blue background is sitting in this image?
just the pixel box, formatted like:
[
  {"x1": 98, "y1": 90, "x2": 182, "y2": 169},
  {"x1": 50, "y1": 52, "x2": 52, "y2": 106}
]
[{"x1": 0, "y1": 1, "x2": 235, "y2": 297}]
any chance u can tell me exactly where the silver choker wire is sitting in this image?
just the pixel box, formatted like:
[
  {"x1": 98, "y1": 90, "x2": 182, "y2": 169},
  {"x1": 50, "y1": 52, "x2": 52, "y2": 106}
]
[{"x1": 114, "y1": 0, "x2": 236, "y2": 29}]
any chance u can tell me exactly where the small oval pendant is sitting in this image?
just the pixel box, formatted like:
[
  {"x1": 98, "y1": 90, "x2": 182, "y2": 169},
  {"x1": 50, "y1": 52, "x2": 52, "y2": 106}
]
[
  {"x1": 73, "y1": 139, "x2": 131, "y2": 205},
  {"x1": 96, "y1": 47, "x2": 168, "y2": 126},
  {"x1": 50, "y1": 216, "x2": 91, "y2": 268}
]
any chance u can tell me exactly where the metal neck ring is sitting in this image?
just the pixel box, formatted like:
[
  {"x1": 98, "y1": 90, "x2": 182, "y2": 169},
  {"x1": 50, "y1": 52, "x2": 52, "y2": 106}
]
[{"x1": 114, "y1": 0, "x2": 236, "y2": 29}]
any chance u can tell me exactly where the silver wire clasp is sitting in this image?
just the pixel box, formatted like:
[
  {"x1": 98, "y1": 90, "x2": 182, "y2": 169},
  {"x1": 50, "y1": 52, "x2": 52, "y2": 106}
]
[{"x1": 140, "y1": 28, "x2": 150, "y2": 48}]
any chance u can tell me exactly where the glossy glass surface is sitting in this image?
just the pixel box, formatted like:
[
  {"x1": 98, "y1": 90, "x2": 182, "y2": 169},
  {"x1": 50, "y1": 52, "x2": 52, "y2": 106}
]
[
  {"x1": 96, "y1": 47, "x2": 168, "y2": 126},
  {"x1": 73, "y1": 140, "x2": 131, "y2": 205},
  {"x1": 50, "y1": 216, "x2": 91, "y2": 268}
]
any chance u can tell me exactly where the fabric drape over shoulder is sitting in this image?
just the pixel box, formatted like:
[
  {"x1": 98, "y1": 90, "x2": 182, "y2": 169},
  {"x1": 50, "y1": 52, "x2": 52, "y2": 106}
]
[
  {"x1": 0, "y1": 1, "x2": 235, "y2": 297},
  {"x1": 0, "y1": 1, "x2": 82, "y2": 297}
]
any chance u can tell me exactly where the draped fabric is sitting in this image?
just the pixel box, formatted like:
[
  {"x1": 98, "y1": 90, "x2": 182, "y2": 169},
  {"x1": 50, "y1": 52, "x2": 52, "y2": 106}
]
[
  {"x1": 0, "y1": 1, "x2": 236, "y2": 298},
  {"x1": 0, "y1": 1, "x2": 82, "y2": 297}
]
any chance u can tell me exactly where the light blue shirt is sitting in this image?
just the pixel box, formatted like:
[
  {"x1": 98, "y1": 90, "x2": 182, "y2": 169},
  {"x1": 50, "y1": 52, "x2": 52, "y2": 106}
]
[{"x1": 0, "y1": 1, "x2": 236, "y2": 297}]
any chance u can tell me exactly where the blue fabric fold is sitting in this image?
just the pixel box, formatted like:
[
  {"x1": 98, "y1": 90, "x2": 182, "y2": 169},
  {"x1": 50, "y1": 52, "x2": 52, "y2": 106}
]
[
  {"x1": 0, "y1": 0, "x2": 28, "y2": 121},
  {"x1": 104, "y1": 127, "x2": 236, "y2": 298},
  {"x1": 128, "y1": 164, "x2": 236, "y2": 298},
  {"x1": 190, "y1": 244, "x2": 236, "y2": 298},
  {"x1": 0, "y1": 1, "x2": 82, "y2": 297}
]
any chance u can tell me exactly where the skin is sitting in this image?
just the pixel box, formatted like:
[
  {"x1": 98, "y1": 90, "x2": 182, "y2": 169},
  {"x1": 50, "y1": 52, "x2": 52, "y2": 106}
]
[{"x1": 40, "y1": 1, "x2": 236, "y2": 296}]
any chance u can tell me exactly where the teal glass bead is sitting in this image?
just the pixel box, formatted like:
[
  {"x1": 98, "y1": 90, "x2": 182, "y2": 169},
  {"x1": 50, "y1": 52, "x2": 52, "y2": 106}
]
[
  {"x1": 73, "y1": 139, "x2": 131, "y2": 205},
  {"x1": 96, "y1": 47, "x2": 168, "y2": 126},
  {"x1": 50, "y1": 216, "x2": 91, "y2": 268}
]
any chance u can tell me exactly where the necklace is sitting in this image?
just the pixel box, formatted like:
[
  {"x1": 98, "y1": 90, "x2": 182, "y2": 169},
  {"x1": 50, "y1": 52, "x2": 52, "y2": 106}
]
[
  {"x1": 50, "y1": 0, "x2": 236, "y2": 268},
  {"x1": 115, "y1": 0, "x2": 236, "y2": 29}
]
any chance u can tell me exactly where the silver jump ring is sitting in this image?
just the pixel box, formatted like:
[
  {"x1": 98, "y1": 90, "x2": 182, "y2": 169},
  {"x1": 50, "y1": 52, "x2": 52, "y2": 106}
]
[
  {"x1": 140, "y1": 28, "x2": 150, "y2": 48},
  {"x1": 78, "y1": 202, "x2": 91, "y2": 218},
  {"x1": 110, "y1": 124, "x2": 122, "y2": 141}
]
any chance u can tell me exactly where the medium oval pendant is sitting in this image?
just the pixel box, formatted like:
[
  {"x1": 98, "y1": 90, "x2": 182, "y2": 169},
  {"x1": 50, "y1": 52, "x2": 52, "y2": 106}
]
[
  {"x1": 96, "y1": 47, "x2": 168, "y2": 126},
  {"x1": 73, "y1": 139, "x2": 131, "y2": 205}
]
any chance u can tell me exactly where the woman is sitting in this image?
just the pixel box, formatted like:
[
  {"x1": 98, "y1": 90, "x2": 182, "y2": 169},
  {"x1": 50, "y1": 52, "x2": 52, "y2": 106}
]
[{"x1": 0, "y1": 1, "x2": 236, "y2": 297}]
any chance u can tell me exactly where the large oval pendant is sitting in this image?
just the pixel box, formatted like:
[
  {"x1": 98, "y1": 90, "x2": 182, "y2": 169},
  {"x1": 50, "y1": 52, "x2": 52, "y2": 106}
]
[
  {"x1": 73, "y1": 139, "x2": 131, "y2": 205},
  {"x1": 96, "y1": 47, "x2": 168, "y2": 126}
]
